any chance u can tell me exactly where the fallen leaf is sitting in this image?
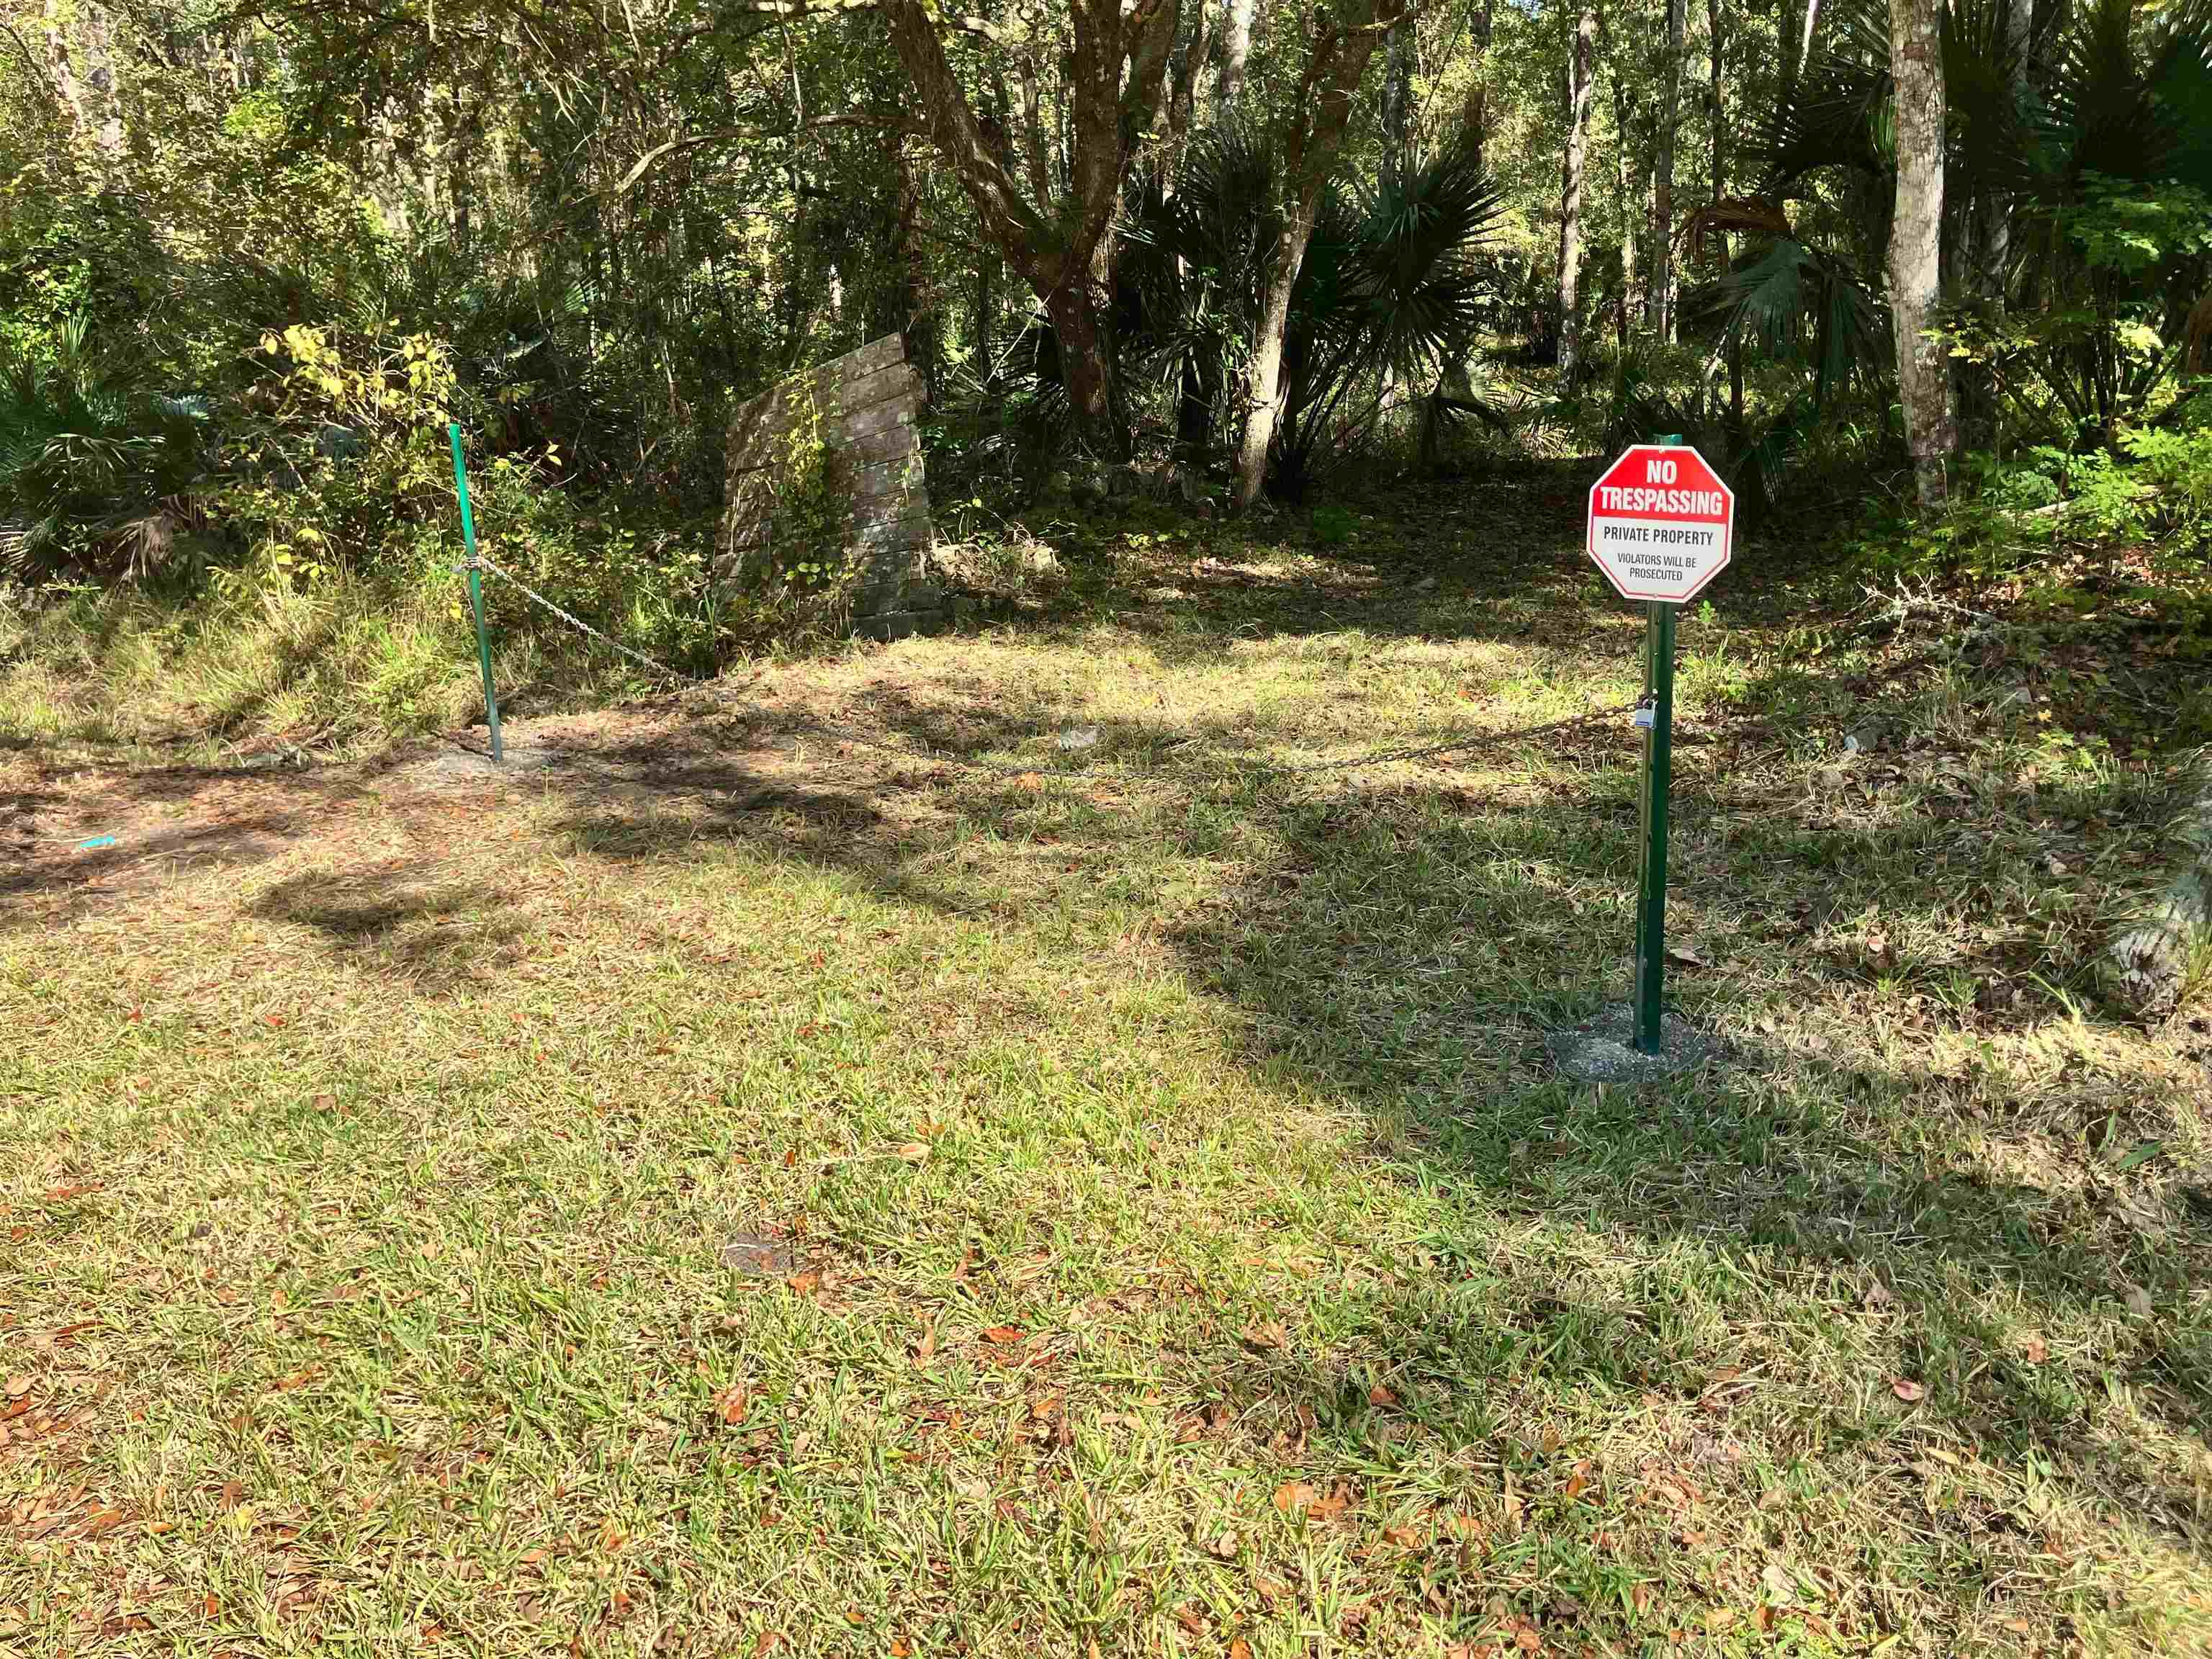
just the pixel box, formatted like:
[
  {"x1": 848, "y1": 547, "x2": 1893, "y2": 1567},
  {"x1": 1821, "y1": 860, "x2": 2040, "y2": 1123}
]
[
  {"x1": 787, "y1": 1269, "x2": 824, "y2": 1298},
  {"x1": 204, "y1": 1593, "x2": 219, "y2": 1617},
  {"x1": 1367, "y1": 1382, "x2": 1398, "y2": 1408},
  {"x1": 3, "y1": 1377, "x2": 27, "y2": 1399},
  {"x1": 895, "y1": 1142, "x2": 930, "y2": 1164},
  {"x1": 1174, "y1": 1604, "x2": 1206, "y2": 1635},
  {"x1": 711, "y1": 1385, "x2": 749, "y2": 1426},
  {"x1": 1228, "y1": 1640, "x2": 1253, "y2": 1659},
  {"x1": 1273, "y1": 1480, "x2": 1317, "y2": 1516},
  {"x1": 913, "y1": 1319, "x2": 936, "y2": 1365},
  {"x1": 1891, "y1": 1377, "x2": 1925, "y2": 1402},
  {"x1": 1308, "y1": 1483, "x2": 1352, "y2": 1519},
  {"x1": 1253, "y1": 1575, "x2": 1290, "y2": 1606},
  {"x1": 983, "y1": 1325, "x2": 1022, "y2": 1344},
  {"x1": 1208, "y1": 1529, "x2": 1238, "y2": 1560},
  {"x1": 1241, "y1": 1320, "x2": 1288, "y2": 1352},
  {"x1": 2019, "y1": 1331, "x2": 2048, "y2": 1364},
  {"x1": 1382, "y1": 1523, "x2": 1420, "y2": 1547}
]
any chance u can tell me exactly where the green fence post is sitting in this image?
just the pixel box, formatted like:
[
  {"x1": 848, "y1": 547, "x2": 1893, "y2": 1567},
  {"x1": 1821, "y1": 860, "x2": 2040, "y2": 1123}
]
[
  {"x1": 448, "y1": 422, "x2": 503, "y2": 765},
  {"x1": 1632, "y1": 433, "x2": 1685, "y2": 1056}
]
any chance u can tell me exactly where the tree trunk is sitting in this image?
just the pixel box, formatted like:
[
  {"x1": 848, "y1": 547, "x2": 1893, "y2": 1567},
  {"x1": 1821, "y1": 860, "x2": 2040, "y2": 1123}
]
[
  {"x1": 1423, "y1": 0, "x2": 1493, "y2": 468},
  {"x1": 1382, "y1": 17, "x2": 1414, "y2": 180},
  {"x1": 1706, "y1": 0, "x2": 1724, "y2": 220},
  {"x1": 1020, "y1": 53, "x2": 1051, "y2": 206},
  {"x1": 1046, "y1": 280, "x2": 1118, "y2": 454},
  {"x1": 1460, "y1": 0, "x2": 1493, "y2": 166},
  {"x1": 1215, "y1": 0, "x2": 1256, "y2": 120},
  {"x1": 894, "y1": 138, "x2": 938, "y2": 400},
  {"x1": 1651, "y1": 0, "x2": 1684, "y2": 342},
  {"x1": 1889, "y1": 0, "x2": 1955, "y2": 511},
  {"x1": 974, "y1": 253, "x2": 997, "y2": 381},
  {"x1": 881, "y1": 0, "x2": 1179, "y2": 462},
  {"x1": 1557, "y1": 4, "x2": 1597, "y2": 386},
  {"x1": 1781, "y1": 0, "x2": 1821, "y2": 115},
  {"x1": 1231, "y1": 0, "x2": 1404, "y2": 509},
  {"x1": 1161, "y1": 3, "x2": 1211, "y2": 193},
  {"x1": 1981, "y1": 0, "x2": 2029, "y2": 290},
  {"x1": 1614, "y1": 73, "x2": 1640, "y2": 346}
]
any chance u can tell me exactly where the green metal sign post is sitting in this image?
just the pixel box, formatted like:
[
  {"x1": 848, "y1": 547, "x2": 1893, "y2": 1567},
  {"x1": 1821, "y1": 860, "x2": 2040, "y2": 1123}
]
[
  {"x1": 1633, "y1": 598, "x2": 1676, "y2": 1054},
  {"x1": 448, "y1": 422, "x2": 503, "y2": 765},
  {"x1": 1586, "y1": 434, "x2": 1731, "y2": 1057}
]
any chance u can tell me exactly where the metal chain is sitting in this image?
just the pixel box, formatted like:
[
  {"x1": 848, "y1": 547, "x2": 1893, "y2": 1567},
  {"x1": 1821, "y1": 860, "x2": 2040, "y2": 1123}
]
[
  {"x1": 466, "y1": 551, "x2": 1634, "y2": 783},
  {"x1": 467, "y1": 552, "x2": 711, "y2": 685}
]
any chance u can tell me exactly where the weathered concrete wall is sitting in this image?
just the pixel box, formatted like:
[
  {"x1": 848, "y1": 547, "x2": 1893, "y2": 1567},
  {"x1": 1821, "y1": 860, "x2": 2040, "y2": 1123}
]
[{"x1": 719, "y1": 334, "x2": 944, "y2": 640}]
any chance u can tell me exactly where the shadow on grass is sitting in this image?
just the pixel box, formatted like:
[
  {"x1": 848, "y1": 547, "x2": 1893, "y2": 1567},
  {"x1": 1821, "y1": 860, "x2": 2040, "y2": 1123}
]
[
  {"x1": 510, "y1": 689, "x2": 2207, "y2": 1488},
  {"x1": 526, "y1": 693, "x2": 2208, "y2": 1550},
  {"x1": 1151, "y1": 773, "x2": 2211, "y2": 1530},
  {"x1": 248, "y1": 868, "x2": 527, "y2": 993}
]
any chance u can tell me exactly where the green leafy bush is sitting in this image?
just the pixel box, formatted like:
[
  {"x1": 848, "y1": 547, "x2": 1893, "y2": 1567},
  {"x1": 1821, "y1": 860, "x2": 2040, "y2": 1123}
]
[{"x1": 0, "y1": 318, "x2": 212, "y2": 583}]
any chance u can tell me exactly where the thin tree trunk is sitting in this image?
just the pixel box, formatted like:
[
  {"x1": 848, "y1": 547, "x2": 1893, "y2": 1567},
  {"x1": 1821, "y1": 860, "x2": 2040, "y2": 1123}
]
[
  {"x1": 1215, "y1": 0, "x2": 1256, "y2": 120},
  {"x1": 1382, "y1": 17, "x2": 1414, "y2": 180},
  {"x1": 1651, "y1": 0, "x2": 1684, "y2": 342},
  {"x1": 1889, "y1": 0, "x2": 1954, "y2": 510},
  {"x1": 894, "y1": 138, "x2": 938, "y2": 399},
  {"x1": 1232, "y1": 0, "x2": 1404, "y2": 509},
  {"x1": 1161, "y1": 2, "x2": 1210, "y2": 193},
  {"x1": 1020, "y1": 53, "x2": 1051, "y2": 206},
  {"x1": 1706, "y1": 0, "x2": 1724, "y2": 217},
  {"x1": 1614, "y1": 73, "x2": 1640, "y2": 346},
  {"x1": 1982, "y1": 0, "x2": 2028, "y2": 287},
  {"x1": 1460, "y1": 0, "x2": 1493, "y2": 165},
  {"x1": 1781, "y1": 0, "x2": 1821, "y2": 115},
  {"x1": 1423, "y1": 0, "x2": 1493, "y2": 468},
  {"x1": 974, "y1": 253, "x2": 997, "y2": 380},
  {"x1": 1557, "y1": 4, "x2": 1597, "y2": 385}
]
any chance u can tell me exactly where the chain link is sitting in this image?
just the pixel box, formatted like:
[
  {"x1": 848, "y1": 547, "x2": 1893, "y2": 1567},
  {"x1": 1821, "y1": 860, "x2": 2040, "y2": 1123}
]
[{"x1": 467, "y1": 551, "x2": 1634, "y2": 784}]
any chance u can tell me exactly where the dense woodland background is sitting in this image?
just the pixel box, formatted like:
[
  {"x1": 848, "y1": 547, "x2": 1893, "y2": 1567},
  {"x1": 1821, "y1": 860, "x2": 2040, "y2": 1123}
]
[{"x1": 1, "y1": 0, "x2": 2209, "y2": 734}]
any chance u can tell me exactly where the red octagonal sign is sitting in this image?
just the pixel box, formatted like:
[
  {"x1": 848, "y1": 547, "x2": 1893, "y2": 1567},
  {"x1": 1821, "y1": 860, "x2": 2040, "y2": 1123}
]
[{"x1": 1586, "y1": 444, "x2": 1735, "y2": 604}]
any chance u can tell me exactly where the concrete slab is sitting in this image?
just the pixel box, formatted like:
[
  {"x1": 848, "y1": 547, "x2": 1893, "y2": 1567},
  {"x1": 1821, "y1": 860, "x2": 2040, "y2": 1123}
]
[{"x1": 1547, "y1": 1002, "x2": 1714, "y2": 1082}]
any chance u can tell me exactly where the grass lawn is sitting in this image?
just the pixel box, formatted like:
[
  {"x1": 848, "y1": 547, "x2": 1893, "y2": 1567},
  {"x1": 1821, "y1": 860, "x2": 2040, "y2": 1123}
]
[{"x1": 4, "y1": 474, "x2": 2210, "y2": 1656}]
